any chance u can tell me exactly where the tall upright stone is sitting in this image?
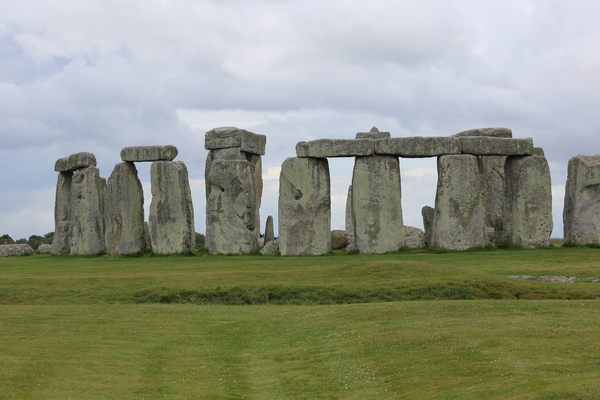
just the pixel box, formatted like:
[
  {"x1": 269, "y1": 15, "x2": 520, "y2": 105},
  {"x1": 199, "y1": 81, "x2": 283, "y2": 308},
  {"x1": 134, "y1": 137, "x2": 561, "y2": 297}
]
[
  {"x1": 279, "y1": 157, "x2": 331, "y2": 255},
  {"x1": 264, "y1": 215, "x2": 275, "y2": 244},
  {"x1": 479, "y1": 156, "x2": 507, "y2": 244},
  {"x1": 149, "y1": 161, "x2": 195, "y2": 254},
  {"x1": 104, "y1": 162, "x2": 147, "y2": 255},
  {"x1": 564, "y1": 155, "x2": 600, "y2": 245},
  {"x1": 70, "y1": 166, "x2": 107, "y2": 255},
  {"x1": 206, "y1": 160, "x2": 258, "y2": 254},
  {"x1": 352, "y1": 155, "x2": 405, "y2": 254},
  {"x1": 345, "y1": 185, "x2": 353, "y2": 232},
  {"x1": 431, "y1": 155, "x2": 487, "y2": 250},
  {"x1": 421, "y1": 205, "x2": 435, "y2": 247},
  {"x1": 247, "y1": 153, "x2": 263, "y2": 240},
  {"x1": 502, "y1": 155, "x2": 553, "y2": 247},
  {"x1": 52, "y1": 171, "x2": 73, "y2": 255}
]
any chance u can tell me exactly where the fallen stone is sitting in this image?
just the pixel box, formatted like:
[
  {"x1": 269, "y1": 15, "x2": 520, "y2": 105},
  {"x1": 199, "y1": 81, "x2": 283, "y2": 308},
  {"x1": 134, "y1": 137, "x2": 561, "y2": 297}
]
[
  {"x1": 405, "y1": 226, "x2": 425, "y2": 248},
  {"x1": 374, "y1": 137, "x2": 462, "y2": 158},
  {"x1": 431, "y1": 155, "x2": 487, "y2": 250},
  {"x1": 355, "y1": 126, "x2": 391, "y2": 140},
  {"x1": 0, "y1": 244, "x2": 34, "y2": 257},
  {"x1": 453, "y1": 127, "x2": 513, "y2": 138},
  {"x1": 296, "y1": 139, "x2": 374, "y2": 158},
  {"x1": 120, "y1": 145, "x2": 178, "y2": 162},
  {"x1": 54, "y1": 152, "x2": 97, "y2": 172},
  {"x1": 460, "y1": 137, "x2": 533, "y2": 156},
  {"x1": 260, "y1": 239, "x2": 279, "y2": 255},
  {"x1": 421, "y1": 206, "x2": 435, "y2": 247},
  {"x1": 149, "y1": 161, "x2": 195, "y2": 254},
  {"x1": 279, "y1": 157, "x2": 331, "y2": 255},
  {"x1": 563, "y1": 155, "x2": 600, "y2": 245},
  {"x1": 331, "y1": 230, "x2": 353, "y2": 249},
  {"x1": 38, "y1": 243, "x2": 52, "y2": 254},
  {"x1": 352, "y1": 155, "x2": 405, "y2": 254},
  {"x1": 205, "y1": 127, "x2": 266, "y2": 155},
  {"x1": 345, "y1": 241, "x2": 358, "y2": 252},
  {"x1": 264, "y1": 215, "x2": 275, "y2": 243}
]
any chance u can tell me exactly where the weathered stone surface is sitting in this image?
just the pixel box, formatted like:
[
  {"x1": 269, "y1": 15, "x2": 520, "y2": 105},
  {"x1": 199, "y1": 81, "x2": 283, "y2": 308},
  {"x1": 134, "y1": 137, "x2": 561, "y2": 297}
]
[
  {"x1": 405, "y1": 226, "x2": 425, "y2": 248},
  {"x1": 352, "y1": 155, "x2": 405, "y2": 254},
  {"x1": 502, "y1": 155, "x2": 553, "y2": 247},
  {"x1": 206, "y1": 160, "x2": 258, "y2": 254},
  {"x1": 264, "y1": 215, "x2": 275, "y2": 244},
  {"x1": 345, "y1": 185, "x2": 353, "y2": 232},
  {"x1": 431, "y1": 155, "x2": 487, "y2": 250},
  {"x1": 532, "y1": 147, "x2": 545, "y2": 157},
  {"x1": 563, "y1": 155, "x2": 600, "y2": 245},
  {"x1": 421, "y1": 206, "x2": 434, "y2": 247},
  {"x1": 374, "y1": 137, "x2": 462, "y2": 158},
  {"x1": 70, "y1": 166, "x2": 107, "y2": 255},
  {"x1": 205, "y1": 127, "x2": 266, "y2": 155},
  {"x1": 460, "y1": 137, "x2": 533, "y2": 156},
  {"x1": 0, "y1": 244, "x2": 34, "y2": 257},
  {"x1": 120, "y1": 145, "x2": 178, "y2": 162},
  {"x1": 52, "y1": 171, "x2": 73, "y2": 255},
  {"x1": 453, "y1": 127, "x2": 513, "y2": 138},
  {"x1": 104, "y1": 162, "x2": 146, "y2": 255},
  {"x1": 356, "y1": 126, "x2": 391, "y2": 140},
  {"x1": 149, "y1": 161, "x2": 195, "y2": 254},
  {"x1": 479, "y1": 156, "x2": 507, "y2": 244},
  {"x1": 279, "y1": 157, "x2": 331, "y2": 255},
  {"x1": 331, "y1": 230, "x2": 353, "y2": 249},
  {"x1": 260, "y1": 239, "x2": 279, "y2": 255},
  {"x1": 54, "y1": 152, "x2": 97, "y2": 172},
  {"x1": 247, "y1": 154, "x2": 263, "y2": 240},
  {"x1": 296, "y1": 139, "x2": 374, "y2": 158},
  {"x1": 38, "y1": 243, "x2": 52, "y2": 254}
]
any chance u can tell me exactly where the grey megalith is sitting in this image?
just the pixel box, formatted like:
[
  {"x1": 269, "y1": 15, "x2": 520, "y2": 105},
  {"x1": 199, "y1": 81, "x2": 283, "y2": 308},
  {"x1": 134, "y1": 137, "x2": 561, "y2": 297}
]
[
  {"x1": 421, "y1": 205, "x2": 434, "y2": 247},
  {"x1": 54, "y1": 152, "x2": 97, "y2": 172},
  {"x1": 205, "y1": 127, "x2": 266, "y2": 155},
  {"x1": 563, "y1": 155, "x2": 600, "y2": 245},
  {"x1": 345, "y1": 184, "x2": 353, "y2": 232},
  {"x1": 70, "y1": 166, "x2": 107, "y2": 255},
  {"x1": 264, "y1": 215, "x2": 275, "y2": 244},
  {"x1": 52, "y1": 171, "x2": 73, "y2": 255},
  {"x1": 149, "y1": 161, "x2": 195, "y2": 254},
  {"x1": 352, "y1": 155, "x2": 405, "y2": 254},
  {"x1": 279, "y1": 157, "x2": 331, "y2": 255},
  {"x1": 296, "y1": 139, "x2": 374, "y2": 158},
  {"x1": 502, "y1": 155, "x2": 553, "y2": 247},
  {"x1": 431, "y1": 155, "x2": 487, "y2": 250},
  {"x1": 120, "y1": 145, "x2": 178, "y2": 162}
]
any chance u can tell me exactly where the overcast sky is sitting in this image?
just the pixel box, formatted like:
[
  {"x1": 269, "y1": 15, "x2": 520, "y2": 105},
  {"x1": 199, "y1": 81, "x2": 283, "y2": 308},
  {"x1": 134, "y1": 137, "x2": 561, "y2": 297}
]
[{"x1": 1, "y1": 0, "x2": 599, "y2": 240}]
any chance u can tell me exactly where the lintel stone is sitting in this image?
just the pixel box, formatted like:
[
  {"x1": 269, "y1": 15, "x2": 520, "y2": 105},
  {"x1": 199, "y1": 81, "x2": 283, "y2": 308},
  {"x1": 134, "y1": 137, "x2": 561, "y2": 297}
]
[
  {"x1": 453, "y1": 127, "x2": 513, "y2": 138},
  {"x1": 55, "y1": 152, "x2": 97, "y2": 172},
  {"x1": 120, "y1": 145, "x2": 178, "y2": 162},
  {"x1": 296, "y1": 139, "x2": 374, "y2": 158},
  {"x1": 374, "y1": 137, "x2": 461, "y2": 158},
  {"x1": 460, "y1": 137, "x2": 533, "y2": 156},
  {"x1": 205, "y1": 127, "x2": 266, "y2": 155}
]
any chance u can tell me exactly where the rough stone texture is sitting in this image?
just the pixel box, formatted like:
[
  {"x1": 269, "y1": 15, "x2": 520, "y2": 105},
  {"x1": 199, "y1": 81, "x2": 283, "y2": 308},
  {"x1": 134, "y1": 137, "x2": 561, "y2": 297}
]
[
  {"x1": 563, "y1": 155, "x2": 600, "y2": 245},
  {"x1": 296, "y1": 139, "x2": 374, "y2": 158},
  {"x1": 260, "y1": 239, "x2": 279, "y2": 255},
  {"x1": 345, "y1": 185, "x2": 353, "y2": 232},
  {"x1": 279, "y1": 157, "x2": 331, "y2": 255},
  {"x1": 120, "y1": 145, "x2": 178, "y2": 162},
  {"x1": 0, "y1": 244, "x2": 34, "y2": 257},
  {"x1": 149, "y1": 161, "x2": 195, "y2": 254},
  {"x1": 54, "y1": 152, "x2": 97, "y2": 172},
  {"x1": 453, "y1": 127, "x2": 513, "y2": 138},
  {"x1": 431, "y1": 155, "x2": 487, "y2": 250},
  {"x1": 70, "y1": 166, "x2": 107, "y2": 255},
  {"x1": 460, "y1": 137, "x2": 533, "y2": 156},
  {"x1": 52, "y1": 171, "x2": 73, "y2": 255},
  {"x1": 479, "y1": 156, "x2": 507, "y2": 244},
  {"x1": 502, "y1": 155, "x2": 553, "y2": 247},
  {"x1": 532, "y1": 147, "x2": 545, "y2": 157},
  {"x1": 421, "y1": 206, "x2": 435, "y2": 247},
  {"x1": 38, "y1": 243, "x2": 52, "y2": 254},
  {"x1": 352, "y1": 155, "x2": 405, "y2": 254},
  {"x1": 405, "y1": 226, "x2": 425, "y2": 248},
  {"x1": 104, "y1": 162, "x2": 146, "y2": 255},
  {"x1": 205, "y1": 127, "x2": 266, "y2": 155},
  {"x1": 206, "y1": 160, "x2": 258, "y2": 254},
  {"x1": 247, "y1": 153, "x2": 263, "y2": 240},
  {"x1": 331, "y1": 230, "x2": 353, "y2": 249},
  {"x1": 264, "y1": 215, "x2": 275, "y2": 243},
  {"x1": 374, "y1": 137, "x2": 462, "y2": 158},
  {"x1": 345, "y1": 241, "x2": 358, "y2": 252},
  {"x1": 356, "y1": 126, "x2": 391, "y2": 140}
]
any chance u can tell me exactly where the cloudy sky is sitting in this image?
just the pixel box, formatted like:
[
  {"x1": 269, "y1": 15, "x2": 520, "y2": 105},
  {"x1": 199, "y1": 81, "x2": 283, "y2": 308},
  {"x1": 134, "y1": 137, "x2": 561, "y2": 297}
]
[{"x1": 1, "y1": 0, "x2": 599, "y2": 240}]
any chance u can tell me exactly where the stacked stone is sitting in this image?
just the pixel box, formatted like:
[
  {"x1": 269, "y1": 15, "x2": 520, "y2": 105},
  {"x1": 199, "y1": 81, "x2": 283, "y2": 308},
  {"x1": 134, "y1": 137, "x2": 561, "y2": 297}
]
[
  {"x1": 52, "y1": 152, "x2": 106, "y2": 255},
  {"x1": 205, "y1": 127, "x2": 266, "y2": 255}
]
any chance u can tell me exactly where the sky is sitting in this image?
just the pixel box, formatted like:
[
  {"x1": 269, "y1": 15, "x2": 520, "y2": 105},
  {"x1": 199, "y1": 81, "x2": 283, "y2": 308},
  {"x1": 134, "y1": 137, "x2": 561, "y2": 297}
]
[{"x1": 1, "y1": 0, "x2": 599, "y2": 240}]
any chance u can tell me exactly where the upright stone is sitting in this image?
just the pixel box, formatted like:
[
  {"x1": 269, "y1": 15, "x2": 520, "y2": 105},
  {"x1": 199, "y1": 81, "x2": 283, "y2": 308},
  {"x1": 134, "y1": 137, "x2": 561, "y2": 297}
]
[
  {"x1": 70, "y1": 166, "x2": 107, "y2": 255},
  {"x1": 480, "y1": 156, "x2": 507, "y2": 244},
  {"x1": 502, "y1": 155, "x2": 553, "y2": 247},
  {"x1": 247, "y1": 153, "x2": 263, "y2": 240},
  {"x1": 421, "y1": 205, "x2": 434, "y2": 247},
  {"x1": 52, "y1": 171, "x2": 73, "y2": 255},
  {"x1": 104, "y1": 162, "x2": 146, "y2": 255},
  {"x1": 206, "y1": 160, "x2": 258, "y2": 254},
  {"x1": 431, "y1": 155, "x2": 487, "y2": 250},
  {"x1": 264, "y1": 215, "x2": 275, "y2": 244},
  {"x1": 352, "y1": 155, "x2": 405, "y2": 254},
  {"x1": 345, "y1": 185, "x2": 353, "y2": 232},
  {"x1": 564, "y1": 155, "x2": 600, "y2": 245},
  {"x1": 279, "y1": 157, "x2": 331, "y2": 255},
  {"x1": 149, "y1": 161, "x2": 195, "y2": 254}
]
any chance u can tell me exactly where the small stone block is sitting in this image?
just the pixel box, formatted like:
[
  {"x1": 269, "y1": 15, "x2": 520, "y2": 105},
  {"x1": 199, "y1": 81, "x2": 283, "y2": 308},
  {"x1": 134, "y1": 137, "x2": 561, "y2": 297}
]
[
  {"x1": 460, "y1": 137, "x2": 533, "y2": 156},
  {"x1": 120, "y1": 145, "x2": 178, "y2": 162},
  {"x1": 54, "y1": 152, "x2": 97, "y2": 172},
  {"x1": 205, "y1": 127, "x2": 266, "y2": 155},
  {"x1": 356, "y1": 127, "x2": 391, "y2": 139},
  {"x1": 453, "y1": 127, "x2": 513, "y2": 138},
  {"x1": 296, "y1": 139, "x2": 374, "y2": 158},
  {"x1": 374, "y1": 137, "x2": 461, "y2": 157}
]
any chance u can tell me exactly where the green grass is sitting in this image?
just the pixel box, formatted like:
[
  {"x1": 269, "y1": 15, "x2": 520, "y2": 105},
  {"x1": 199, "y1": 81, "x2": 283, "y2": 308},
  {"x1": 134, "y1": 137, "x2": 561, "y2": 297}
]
[{"x1": 2, "y1": 247, "x2": 600, "y2": 398}]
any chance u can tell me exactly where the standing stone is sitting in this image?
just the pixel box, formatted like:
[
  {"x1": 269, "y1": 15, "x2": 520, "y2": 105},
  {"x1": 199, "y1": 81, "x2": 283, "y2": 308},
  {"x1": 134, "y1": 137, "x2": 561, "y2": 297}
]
[
  {"x1": 279, "y1": 157, "x2": 331, "y2": 255},
  {"x1": 70, "y1": 166, "x2": 107, "y2": 255},
  {"x1": 345, "y1": 185, "x2": 353, "y2": 232},
  {"x1": 247, "y1": 153, "x2": 263, "y2": 240},
  {"x1": 502, "y1": 155, "x2": 553, "y2": 247},
  {"x1": 149, "y1": 161, "x2": 195, "y2": 254},
  {"x1": 206, "y1": 160, "x2": 258, "y2": 254},
  {"x1": 104, "y1": 162, "x2": 146, "y2": 255},
  {"x1": 480, "y1": 156, "x2": 507, "y2": 244},
  {"x1": 421, "y1": 205, "x2": 435, "y2": 247},
  {"x1": 264, "y1": 215, "x2": 275, "y2": 244},
  {"x1": 352, "y1": 155, "x2": 405, "y2": 254},
  {"x1": 405, "y1": 226, "x2": 425, "y2": 248},
  {"x1": 564, "y1": 155, "x2": 600, "y2": 245},
  {"x1": 52, "y1": 171, "x2": 73, "y2": 255},
  {"x1": 431, "y1": 155, "x2": 487, "y2": 250}
]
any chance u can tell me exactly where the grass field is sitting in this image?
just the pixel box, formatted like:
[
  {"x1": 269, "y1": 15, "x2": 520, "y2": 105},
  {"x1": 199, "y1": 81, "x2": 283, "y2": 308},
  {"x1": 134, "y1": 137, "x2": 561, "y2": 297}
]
[{"x1": 1, "y1": 247, "x2": 600, "y2": 399}]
